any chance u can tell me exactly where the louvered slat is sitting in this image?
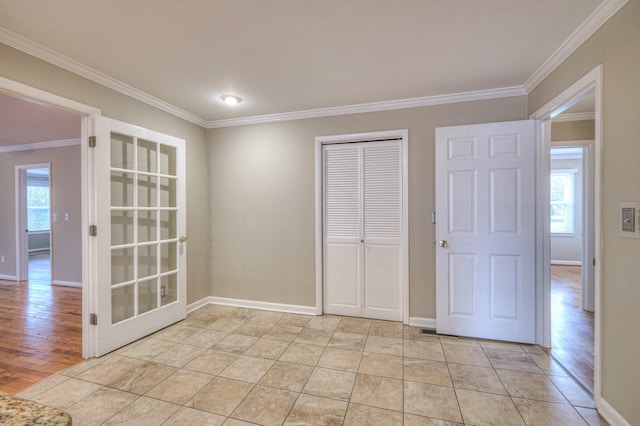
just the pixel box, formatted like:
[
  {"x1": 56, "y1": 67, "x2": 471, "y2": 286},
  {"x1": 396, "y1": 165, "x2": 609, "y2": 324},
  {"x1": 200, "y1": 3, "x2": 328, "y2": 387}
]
[
  {"x1": 324, "y1": 146, "x2": 360, "y2": 238},
  {"x1": 363, "y1": 144, "x2": 401, "y2": 238}
]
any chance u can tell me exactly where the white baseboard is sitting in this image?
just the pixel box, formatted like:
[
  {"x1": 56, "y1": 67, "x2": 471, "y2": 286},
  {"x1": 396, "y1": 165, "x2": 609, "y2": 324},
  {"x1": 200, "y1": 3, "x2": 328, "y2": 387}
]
[
  {"x1": 409, "y1": 317, "x2": 437, "y2": 329},
  {"x1": 0, "y1": 274, "x2": 17, "y2": 281},
  {"x1": 597, "y1": 396, "x2": 631, "y2": 426},
  {"x1": 187, "y1": 297, "x2": 213, "y2": 314},
  {"x1": 208, "y1": 296, "x2": 317, "y2": 316},
  {"x1": 551, "y1": 260, "x2": 582, "y2": 266},
  {"x1": 52, "y1": 280, "x2": 82, "y2": 288}
]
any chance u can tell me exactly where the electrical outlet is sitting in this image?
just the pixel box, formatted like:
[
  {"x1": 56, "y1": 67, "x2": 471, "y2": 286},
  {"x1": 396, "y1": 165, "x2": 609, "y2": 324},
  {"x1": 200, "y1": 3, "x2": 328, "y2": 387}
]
[
  {"x1": 161, "y1": 285, "x2": 166, "y2": 298},
  {"x1": 1, "y1": 255, "x2": 5, "y2": 263}
]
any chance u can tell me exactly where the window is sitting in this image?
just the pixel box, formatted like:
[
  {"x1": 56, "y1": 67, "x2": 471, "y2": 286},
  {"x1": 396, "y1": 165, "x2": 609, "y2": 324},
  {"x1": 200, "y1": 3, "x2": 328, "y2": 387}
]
[
  {"x1": 26, "y1": 170, "x2": 50, "y2": 232},
  {"x1": 550, "y1": 169, "x2": 577, "y2": 235}
]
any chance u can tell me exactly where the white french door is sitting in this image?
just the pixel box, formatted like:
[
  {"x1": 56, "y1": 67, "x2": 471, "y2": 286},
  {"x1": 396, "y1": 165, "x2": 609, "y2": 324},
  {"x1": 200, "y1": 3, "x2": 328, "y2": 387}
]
[
  {"x1": 323, "y1": 140, "x2": 403, "y2": 322},
  {"x1": 435, "y1": 120, "x2": 536, "y2": 343},
  {"x1": 94, "y1": 117, "x2": 187, "y2": 356}
]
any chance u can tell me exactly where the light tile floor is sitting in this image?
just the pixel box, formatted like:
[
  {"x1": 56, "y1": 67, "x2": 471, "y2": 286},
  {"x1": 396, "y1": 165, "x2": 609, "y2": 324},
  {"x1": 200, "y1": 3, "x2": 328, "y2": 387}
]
[{"x1": 18, "y1": 305, "x2": 609, "y2": 425}]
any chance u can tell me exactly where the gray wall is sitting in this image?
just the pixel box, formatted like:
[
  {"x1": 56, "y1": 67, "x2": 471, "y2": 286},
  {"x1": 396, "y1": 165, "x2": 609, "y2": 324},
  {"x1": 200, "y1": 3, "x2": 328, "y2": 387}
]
[
  {"x1": 528, "y1": 0, "x2": 640, "y2": 422},
  {"x1": 207, "y1": 97, "x2": 528, "y2": 318},
  {"x1": 551, "y1": 119, "x2": 595, "y2": 142},
  {"x1": 0, "y1": 43, "x2": 210, "y2": 303},
  {"x1": 0, "y1": 145, "x2": 81, "y2": 282},
  {"x1": 28, "y1": 232, "x2": 50, "y2": 252}
]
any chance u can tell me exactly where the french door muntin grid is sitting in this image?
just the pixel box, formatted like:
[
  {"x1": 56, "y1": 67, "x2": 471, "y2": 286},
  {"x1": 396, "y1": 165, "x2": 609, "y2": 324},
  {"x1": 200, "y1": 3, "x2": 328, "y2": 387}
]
[{"x1": 110, "y1": 133, "x2": 179, "y2": 325}]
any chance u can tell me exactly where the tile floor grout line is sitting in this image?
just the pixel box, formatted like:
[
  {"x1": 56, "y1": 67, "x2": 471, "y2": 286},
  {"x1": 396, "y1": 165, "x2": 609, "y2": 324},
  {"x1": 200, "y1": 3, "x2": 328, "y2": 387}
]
[{"x1": 33, "y1": 305, "x2": 607, "y2": 425}]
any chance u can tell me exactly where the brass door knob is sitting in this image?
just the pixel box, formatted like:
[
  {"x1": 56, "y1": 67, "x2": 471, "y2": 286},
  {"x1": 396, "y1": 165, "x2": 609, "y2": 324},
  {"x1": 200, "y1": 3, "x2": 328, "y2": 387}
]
[
  {"x1": 439, "y1": 240, "x2": 448, "y2": 248},
  {"x1": 179, "y1": 236, "x2": 188, "y2": 243}
]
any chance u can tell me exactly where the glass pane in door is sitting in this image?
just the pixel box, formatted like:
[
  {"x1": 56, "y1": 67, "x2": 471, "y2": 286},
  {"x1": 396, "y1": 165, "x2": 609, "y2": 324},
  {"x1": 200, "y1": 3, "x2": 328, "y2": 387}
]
[
  {"x1": 160, "y1": 210, "x2": 177, "y2": 240},
  {"x1": 138, "y1": 278, "x2": 158, "y2": 315},
  {"x1": 110, "y1": 130, "x2": 180, "y2": 325},
  {"x1": 112, "y1": 285, "x2": 135, "y2": 323},
  {"x1": 161, "y1": 274, "x2": 178, "y2": 306},
  {"x1": 138, "y1": 210, "x2": 157, "y2": 243},
  {"x1": 110, "y1": 133, "x2": 134, "y2": 170},
  {"x1": 159, "y1": 145, "x2": 176, "y2": 176},
  {"x1": 111, "y1": 210, "x2": 134, "y2": 246},
  {"x1": 137, "y1": 139, "x2": 157, "y2": 173}
]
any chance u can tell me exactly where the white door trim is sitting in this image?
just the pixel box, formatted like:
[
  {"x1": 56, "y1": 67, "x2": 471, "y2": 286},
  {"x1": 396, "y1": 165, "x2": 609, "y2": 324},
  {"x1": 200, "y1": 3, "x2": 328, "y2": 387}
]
[
  {"x1": 14, "y1": 163, "x2": 51, "y2": 282},
  {"x1": 0, "y1": 76, "x2": 101, "y2": 359},
  {"x1": 530, "y1": 65, "x2": 603, "y2": 405},
  {"x1": 315, "y1": 129, "x2": 409, "y2": 323}
]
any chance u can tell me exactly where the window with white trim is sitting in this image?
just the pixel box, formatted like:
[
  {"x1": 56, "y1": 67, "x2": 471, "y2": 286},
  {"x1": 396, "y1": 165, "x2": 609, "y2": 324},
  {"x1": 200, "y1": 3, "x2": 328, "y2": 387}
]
[
  {"x1": 26, "y1": 170, "x2": 50, "y2": 232},
  {"x1": 550, "y1": 169, "x2": 577, "y2": 235}
]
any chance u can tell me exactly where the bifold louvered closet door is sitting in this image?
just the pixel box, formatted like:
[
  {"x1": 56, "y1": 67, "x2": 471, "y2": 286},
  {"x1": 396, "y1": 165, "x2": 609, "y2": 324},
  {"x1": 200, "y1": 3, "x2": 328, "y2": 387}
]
[{"x1": 323, "y1": 140, "x2": 402, "y2": 321}]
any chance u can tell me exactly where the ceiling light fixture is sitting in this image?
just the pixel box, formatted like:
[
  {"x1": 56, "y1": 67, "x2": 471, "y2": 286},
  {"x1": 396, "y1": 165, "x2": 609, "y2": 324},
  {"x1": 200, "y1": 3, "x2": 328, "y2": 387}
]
[{"x1": 221, "y1": 94, "x2": 242, "y2": 105}]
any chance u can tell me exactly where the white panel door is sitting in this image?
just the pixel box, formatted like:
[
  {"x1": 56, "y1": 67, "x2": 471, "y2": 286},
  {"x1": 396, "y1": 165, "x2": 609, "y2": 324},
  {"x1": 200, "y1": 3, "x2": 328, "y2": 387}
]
[
  {"x1": 94, "y1": 116, "x2": 187, "y2": 356},
  {"x1": 323, "y1": 140, "x2": 402, "y2": 321},
  {"x1": 323, "y1": 144, "x2": 362, "y2": 317},
  {"x1": 435, "y1": 120, "x2": 536, "y2": 343},
  {"x1": 362, "y1": 142, "x2": 402, "y2": 321}
]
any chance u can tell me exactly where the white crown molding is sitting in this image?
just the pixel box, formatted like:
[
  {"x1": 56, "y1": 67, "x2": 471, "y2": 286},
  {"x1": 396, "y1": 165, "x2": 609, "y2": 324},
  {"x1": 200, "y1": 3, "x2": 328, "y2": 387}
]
[
  {"x1": 207, "y1": 86, "x2": 527, "y2": 128},
  {"x1": 552, "y1": 112, "x2": 596, "y2": 122},
  {"x1": 0, "y1": 27, "x2": 207, "y2": 128},
  {"x1": 0, "y1": 138, "x2": 80, "y2": 153},
  {"x1": 0, "y1": 0, "x2": 623, "y2": 129},
  {"x1": 524, "y1": 0, "x2": 628, "y2": 93}
]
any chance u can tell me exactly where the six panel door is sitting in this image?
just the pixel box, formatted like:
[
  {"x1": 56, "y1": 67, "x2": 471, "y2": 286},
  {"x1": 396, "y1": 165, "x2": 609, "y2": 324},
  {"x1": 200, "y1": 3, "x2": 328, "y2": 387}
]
[{"x1": 435, "y1": 120, "x2": 536, "y2": 343}]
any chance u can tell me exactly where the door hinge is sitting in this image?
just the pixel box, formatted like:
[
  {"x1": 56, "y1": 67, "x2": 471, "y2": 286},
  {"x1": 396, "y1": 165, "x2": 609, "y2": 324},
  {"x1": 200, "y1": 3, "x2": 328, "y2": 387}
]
[
  {"x1": 432, "y1": 212, "x2": 436, "y2": 224},
  {"x1": 593, "y1": 257, "x2": 596, "y2": 267},
  {"x1": 89, "y1": 225, "x2": 97, "y2": 236},
  {"x1": 90, "y1": 313, "x2": 98, "y2": 325},
  {"x1": 89, "y1": 136, "x2": 96, "y2": 148}
]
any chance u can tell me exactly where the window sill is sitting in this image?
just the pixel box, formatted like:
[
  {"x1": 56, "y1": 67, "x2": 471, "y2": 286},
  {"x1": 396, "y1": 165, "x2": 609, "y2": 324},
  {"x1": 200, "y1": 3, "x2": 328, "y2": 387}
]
[{"x1": 551, "y1": 232, "x2": 576, "y2": 238}]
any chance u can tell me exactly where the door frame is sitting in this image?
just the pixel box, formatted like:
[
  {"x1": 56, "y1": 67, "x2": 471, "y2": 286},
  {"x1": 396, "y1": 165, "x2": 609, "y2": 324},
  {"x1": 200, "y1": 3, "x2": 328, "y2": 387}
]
[
  {"x1": 0, "y1": 76, "x2": 101, "y2": 358},
  {"x1": 315, "y1": 129, "x2": 409, "y2": 323},
  {"x1": 15, "y1": 163, "x2": 52, "y2": 282},
  {"x1": 530, "y1": 65, "x2": 603, "y2": 403}
]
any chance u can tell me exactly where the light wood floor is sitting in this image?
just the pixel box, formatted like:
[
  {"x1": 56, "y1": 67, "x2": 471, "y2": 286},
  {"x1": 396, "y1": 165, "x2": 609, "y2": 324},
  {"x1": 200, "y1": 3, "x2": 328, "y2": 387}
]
[
  {"x1": 0, "y1": 253, "x2": 82, "y2": 394},
  {"x1": 550, "y1": 264, "x2": 594, "y2": 393}
]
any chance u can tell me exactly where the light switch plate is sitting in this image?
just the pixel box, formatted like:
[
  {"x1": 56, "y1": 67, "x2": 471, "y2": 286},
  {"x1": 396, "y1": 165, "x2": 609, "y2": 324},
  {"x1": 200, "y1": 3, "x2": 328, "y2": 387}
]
[{"x1": 619, "y1": 202, "x2": 640, "y2": 238}]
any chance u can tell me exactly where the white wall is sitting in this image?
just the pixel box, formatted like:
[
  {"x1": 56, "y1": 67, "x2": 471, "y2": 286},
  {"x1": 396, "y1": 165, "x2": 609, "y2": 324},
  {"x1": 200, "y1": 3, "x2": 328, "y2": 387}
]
[{"x1": 550, "y1": 156, "x2": 583, "y2": 264}]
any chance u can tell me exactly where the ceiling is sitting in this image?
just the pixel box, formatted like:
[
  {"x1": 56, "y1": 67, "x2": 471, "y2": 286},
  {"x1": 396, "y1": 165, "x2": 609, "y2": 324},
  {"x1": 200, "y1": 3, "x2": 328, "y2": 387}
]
[
  {"x1": 0, "y1": 91, "x2": 80, "y2": 147},
  {"x1": 0, "y1": 0, "x2": 605, "y2": 123}
]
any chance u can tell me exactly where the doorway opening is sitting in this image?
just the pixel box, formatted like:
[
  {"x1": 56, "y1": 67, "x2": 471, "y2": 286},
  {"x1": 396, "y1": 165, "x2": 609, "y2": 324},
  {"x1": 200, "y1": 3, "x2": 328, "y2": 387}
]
[
  {"x1": 21, "y1": 166, "x2": 52, "y2": 285},
  {"x1": 531, "y1": 65, "x2": 602, "y2": 402},
  {"x1": 549, "y1": 134, "x2": 596, "y2": 392},
  {"x1": 0, "y1": 86, "x2": 86, "y2": 394}
]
